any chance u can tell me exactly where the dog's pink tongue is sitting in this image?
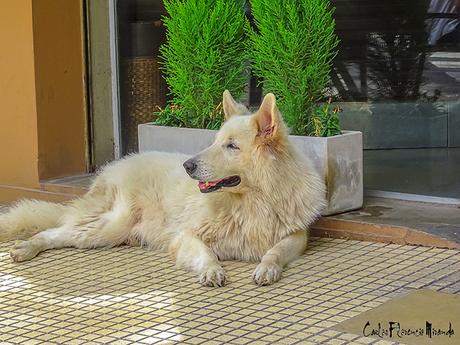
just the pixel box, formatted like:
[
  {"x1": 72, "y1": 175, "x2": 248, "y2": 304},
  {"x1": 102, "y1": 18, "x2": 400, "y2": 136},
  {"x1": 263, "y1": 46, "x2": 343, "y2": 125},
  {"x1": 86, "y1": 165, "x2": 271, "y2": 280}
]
[{"x1": 198, "y1": 180, "x2": 218, "y2": 190}]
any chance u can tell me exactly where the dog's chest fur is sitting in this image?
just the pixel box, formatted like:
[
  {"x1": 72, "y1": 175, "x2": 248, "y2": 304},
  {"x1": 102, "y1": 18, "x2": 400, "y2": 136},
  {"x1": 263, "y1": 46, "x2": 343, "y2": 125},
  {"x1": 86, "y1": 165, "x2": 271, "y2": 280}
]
[{"x1": 193, "y1": 195, "x2": 291, "y2": 262}]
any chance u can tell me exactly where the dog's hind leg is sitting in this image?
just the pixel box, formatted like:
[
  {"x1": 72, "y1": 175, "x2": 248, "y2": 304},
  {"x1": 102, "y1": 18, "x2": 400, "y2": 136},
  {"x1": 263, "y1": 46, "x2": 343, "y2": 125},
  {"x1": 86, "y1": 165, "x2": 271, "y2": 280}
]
[
  {"x1": 170, "y1": 232, "x2": 227, "y2": 287},
  {"x1": 10, "y1": 225, "x2": 77, "y2": 262},
  {"x1": 10, "y1": 219, "x2": 130, "y2": 263},
  {"x1": 10, "y1": 197, "x2": 134, "y2": 262}
]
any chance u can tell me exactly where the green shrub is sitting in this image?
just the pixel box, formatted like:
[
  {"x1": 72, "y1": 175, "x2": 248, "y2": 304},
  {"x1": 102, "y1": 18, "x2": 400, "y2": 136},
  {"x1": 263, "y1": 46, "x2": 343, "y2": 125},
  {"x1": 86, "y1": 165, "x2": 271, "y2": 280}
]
[
  {"x1": 310, "y1": 99, "x2": 342, "y2": 137},
  {"x1": 153, "y1": 104, "x2": 188, "y2": 128},
  {"x1": 248, "y1": 0, "x2": 339, "y2": 136},
  {"x1": 158, "y1": 0, "x2": 249, "y2": 129}
]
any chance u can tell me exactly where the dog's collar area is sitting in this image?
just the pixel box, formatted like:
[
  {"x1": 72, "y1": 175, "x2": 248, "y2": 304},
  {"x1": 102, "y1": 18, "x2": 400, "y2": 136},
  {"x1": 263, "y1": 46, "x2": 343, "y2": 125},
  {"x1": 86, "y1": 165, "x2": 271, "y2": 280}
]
[{"x1": 198, "y1": 176, "x2": 241, "y2": 193}]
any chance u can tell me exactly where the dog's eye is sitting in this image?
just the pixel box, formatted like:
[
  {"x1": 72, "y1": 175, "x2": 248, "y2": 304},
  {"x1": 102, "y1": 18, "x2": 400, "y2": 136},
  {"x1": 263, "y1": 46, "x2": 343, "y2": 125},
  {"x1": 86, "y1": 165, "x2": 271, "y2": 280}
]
[{"x1": 226, "y1": 143, "x2": 239, "y2": 150}]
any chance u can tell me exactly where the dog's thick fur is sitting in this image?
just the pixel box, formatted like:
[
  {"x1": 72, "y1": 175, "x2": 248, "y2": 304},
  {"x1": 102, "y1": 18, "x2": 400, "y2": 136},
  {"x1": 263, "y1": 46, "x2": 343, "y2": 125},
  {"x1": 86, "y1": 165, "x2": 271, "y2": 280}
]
[{"x1": 0, "y1": 92, "x2": 325, "y2": 286}]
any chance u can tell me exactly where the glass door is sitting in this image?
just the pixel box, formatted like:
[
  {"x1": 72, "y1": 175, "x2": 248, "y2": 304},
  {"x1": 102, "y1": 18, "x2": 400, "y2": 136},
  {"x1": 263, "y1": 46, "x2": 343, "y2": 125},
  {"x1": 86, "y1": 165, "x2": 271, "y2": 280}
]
[
  {"x1": 116, "y1": 0, "x2": 168, "y2": 154},
  {"x1": 331, "y1": 0, "x2": 460, "y2": 200}
]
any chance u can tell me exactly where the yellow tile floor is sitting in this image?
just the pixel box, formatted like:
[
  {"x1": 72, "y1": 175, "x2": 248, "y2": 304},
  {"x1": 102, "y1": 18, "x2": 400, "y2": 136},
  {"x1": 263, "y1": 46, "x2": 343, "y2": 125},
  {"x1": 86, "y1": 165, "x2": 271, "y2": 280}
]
[{"x1": 0, "y1": 237, "x2": 459, "y2": 345}]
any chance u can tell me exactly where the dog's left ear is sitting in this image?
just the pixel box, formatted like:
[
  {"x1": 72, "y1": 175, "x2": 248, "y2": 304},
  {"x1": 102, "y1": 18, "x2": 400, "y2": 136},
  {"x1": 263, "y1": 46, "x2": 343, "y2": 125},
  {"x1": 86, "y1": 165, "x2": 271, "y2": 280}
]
[
  {"x1": 223, "y1": 90, "x2": 248, "y2": 120},
  {"x1": 253, "y1": 93, "x2": 282, "y2": 139}
]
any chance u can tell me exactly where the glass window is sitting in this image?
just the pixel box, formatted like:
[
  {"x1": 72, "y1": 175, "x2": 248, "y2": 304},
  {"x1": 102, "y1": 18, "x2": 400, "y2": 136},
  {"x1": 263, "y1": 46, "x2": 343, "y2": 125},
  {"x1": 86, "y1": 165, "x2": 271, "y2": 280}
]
[{"x1": 331, "y1": 0, "x2": 460, "y2": 198}]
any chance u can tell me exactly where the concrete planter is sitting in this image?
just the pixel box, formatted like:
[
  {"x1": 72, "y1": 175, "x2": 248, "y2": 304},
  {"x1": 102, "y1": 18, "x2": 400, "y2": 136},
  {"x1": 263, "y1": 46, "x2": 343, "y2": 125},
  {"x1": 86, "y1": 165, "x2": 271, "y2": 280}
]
[{"x1": 138, "y1": 124, "x2": 363, "y2": 215}]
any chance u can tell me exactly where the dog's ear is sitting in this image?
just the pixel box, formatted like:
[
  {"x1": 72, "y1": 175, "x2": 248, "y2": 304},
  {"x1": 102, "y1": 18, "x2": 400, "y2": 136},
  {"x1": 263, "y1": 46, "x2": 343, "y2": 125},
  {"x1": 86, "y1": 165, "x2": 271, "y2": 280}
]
[
  {"x1": 223, "y1": 90, "x2": 248, "y2": 120},
  {"x1": 253, "y1": 93, "x2": 282, "y2": 139}
]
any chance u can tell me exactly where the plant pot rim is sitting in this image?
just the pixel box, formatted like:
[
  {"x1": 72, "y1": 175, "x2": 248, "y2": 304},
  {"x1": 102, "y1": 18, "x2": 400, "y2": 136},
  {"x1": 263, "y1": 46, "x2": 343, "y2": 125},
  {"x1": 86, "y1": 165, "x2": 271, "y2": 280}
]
[{"x1": 141, "y1": 123, "x2": 361, "y2": 138}]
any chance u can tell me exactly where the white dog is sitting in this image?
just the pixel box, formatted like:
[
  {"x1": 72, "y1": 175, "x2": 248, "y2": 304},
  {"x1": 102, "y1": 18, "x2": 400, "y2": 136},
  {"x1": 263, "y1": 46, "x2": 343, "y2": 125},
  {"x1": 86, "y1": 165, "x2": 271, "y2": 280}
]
[{"x1": 0, "y1": 91, "x2": 325, "y2": 286}]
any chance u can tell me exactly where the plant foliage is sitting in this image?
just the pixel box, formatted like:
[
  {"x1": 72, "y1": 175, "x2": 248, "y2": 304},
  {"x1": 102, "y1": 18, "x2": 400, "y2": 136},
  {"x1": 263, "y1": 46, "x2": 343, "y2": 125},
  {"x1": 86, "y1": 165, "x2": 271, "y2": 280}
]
[
  {"x1": 248, "y1": 0, "x2": 339, "y2": 136},
  {"x1": 309, "y1": 99, "x2": 342, "y2": 137},
  {"x1": 158, "y1": 0, "x2": 249, "y2": 129}
]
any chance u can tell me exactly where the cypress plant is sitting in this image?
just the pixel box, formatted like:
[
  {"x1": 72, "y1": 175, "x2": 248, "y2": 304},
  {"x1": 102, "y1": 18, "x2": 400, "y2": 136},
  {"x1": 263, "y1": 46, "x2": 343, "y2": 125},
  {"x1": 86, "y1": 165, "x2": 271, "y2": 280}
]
[
  {"x1": 158, "y1": 0, "x2": 249, "y2": 129},
  {"x1": 248, "y1": 0, "x2": 339, "y2": 136}
]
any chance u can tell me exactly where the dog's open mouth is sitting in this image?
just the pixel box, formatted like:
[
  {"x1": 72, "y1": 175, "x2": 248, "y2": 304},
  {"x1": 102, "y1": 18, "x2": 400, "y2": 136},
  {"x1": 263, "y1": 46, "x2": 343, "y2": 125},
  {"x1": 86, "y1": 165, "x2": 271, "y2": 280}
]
[{"x1": 198, "y1": 176, "x2": 241, "y2": 193}]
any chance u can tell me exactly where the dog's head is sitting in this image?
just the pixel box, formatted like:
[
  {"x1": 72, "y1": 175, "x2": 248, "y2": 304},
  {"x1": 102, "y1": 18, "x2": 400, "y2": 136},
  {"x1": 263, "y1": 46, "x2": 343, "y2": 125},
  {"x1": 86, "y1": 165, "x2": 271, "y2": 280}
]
[{"x1": 183, "y1": 90, "x2": 290, "y2": 193}]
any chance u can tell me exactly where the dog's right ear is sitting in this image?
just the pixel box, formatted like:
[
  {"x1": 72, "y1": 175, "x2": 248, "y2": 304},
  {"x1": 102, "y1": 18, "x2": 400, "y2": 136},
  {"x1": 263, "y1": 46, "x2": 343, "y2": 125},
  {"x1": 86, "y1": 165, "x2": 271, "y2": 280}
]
[{"x1": 223, "y1": 90, "x2": 248, "y2": 120}]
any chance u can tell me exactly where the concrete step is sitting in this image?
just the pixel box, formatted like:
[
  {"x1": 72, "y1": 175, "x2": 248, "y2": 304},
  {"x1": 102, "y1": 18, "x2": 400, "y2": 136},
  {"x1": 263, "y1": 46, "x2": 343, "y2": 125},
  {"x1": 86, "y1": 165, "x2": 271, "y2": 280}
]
[{"x1": 312, "y1": 197, "x2": 460, "y2": 250}]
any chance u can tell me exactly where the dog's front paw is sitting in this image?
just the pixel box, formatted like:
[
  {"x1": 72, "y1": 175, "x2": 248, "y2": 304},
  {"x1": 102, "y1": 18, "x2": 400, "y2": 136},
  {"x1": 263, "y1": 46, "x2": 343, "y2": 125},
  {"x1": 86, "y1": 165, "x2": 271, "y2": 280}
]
[
  {"x1": 199, "y1": 265, "x2": 227, "y2": 287},
  {"x1": 10, "y1": 241, "x2": 40, "y2": 262},
  {"x1": 252, "y1": 262, "x2": 282, "y2": 286}
]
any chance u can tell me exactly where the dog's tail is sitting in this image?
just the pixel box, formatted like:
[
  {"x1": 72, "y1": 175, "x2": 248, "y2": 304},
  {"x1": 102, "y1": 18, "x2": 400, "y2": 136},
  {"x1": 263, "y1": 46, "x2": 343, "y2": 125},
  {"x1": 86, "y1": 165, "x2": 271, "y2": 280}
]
[{"x1": 0, "y1": 199, "x2": 67, "y2": 242}]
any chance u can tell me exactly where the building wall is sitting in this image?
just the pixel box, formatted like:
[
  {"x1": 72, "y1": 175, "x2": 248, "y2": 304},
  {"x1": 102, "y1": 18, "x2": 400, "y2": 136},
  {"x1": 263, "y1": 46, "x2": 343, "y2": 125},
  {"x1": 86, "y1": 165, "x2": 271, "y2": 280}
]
[
  {"x1": 33, "y1": 0, "x2": 88, "y2": 179},
  {"x1": 0, "y1": 0, "x2": 88, "y2": 203},
  {"x1": 0, "y1": 1, "x2": 40, "y2": 190}
]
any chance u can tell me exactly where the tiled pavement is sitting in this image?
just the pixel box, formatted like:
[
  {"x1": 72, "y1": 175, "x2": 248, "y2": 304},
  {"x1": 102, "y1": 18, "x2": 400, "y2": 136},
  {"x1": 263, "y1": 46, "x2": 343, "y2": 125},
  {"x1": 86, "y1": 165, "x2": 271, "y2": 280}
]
[{"x1": 0, "y1": 233, "x2": 459, "y2": 345}]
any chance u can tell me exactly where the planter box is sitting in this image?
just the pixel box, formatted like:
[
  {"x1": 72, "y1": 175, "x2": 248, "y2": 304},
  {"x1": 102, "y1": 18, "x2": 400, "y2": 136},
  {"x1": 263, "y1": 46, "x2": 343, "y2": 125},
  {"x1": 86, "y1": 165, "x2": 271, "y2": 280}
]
[{"x1": 138, "y1": 124, "x2": 363, "y2": 215}]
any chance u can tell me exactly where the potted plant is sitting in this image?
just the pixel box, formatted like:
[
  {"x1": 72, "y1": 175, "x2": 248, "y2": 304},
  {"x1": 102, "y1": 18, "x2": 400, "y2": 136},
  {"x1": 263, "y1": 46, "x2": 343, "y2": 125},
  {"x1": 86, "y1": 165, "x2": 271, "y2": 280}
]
[
  {"x1": 139, "y1": 0, "x2": 363, "y2": 215},
  {"x1": 154, "y1": 0, "x2": 248, "y2": 130}
]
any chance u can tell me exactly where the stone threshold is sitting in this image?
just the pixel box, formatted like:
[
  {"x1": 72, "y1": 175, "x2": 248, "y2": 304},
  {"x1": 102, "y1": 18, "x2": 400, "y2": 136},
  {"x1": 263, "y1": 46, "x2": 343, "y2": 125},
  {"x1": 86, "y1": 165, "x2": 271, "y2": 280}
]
[
  {"x1": 311, "y1": 218, "x2": 459, "y2": 250},
  {"x1": 312, "y1": 196, "x2": 460, "y2": 250},
  {"x1": 0, "y1": 184, "x2": 81, "y2": 203}
]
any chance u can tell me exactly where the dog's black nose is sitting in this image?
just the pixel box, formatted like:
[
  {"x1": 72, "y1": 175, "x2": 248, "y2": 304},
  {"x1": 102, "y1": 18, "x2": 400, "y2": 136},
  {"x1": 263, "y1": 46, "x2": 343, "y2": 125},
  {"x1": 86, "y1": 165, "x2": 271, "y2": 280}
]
[{"x1": 183, "y1": 159, "x2": 197, "y2": 175}]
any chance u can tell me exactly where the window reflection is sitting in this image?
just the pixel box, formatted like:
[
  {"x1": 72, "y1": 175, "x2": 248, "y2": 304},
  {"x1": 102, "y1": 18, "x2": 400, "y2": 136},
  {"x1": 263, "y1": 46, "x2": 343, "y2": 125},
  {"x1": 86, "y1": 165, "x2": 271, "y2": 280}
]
[
  {"x1": 332, "y1": 0, "x2": 460, "y2": 102},
  {"x1": 428, "y1": 0, "x2": 460, "y2": 45}
]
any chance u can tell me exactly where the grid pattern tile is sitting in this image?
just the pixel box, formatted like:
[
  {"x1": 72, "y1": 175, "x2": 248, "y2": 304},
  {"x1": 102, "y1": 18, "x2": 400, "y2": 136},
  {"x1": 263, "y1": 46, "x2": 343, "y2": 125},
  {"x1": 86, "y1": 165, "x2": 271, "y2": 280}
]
[{"x1": 0, "y1": 236, "x2": 459, "y2": 345}]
